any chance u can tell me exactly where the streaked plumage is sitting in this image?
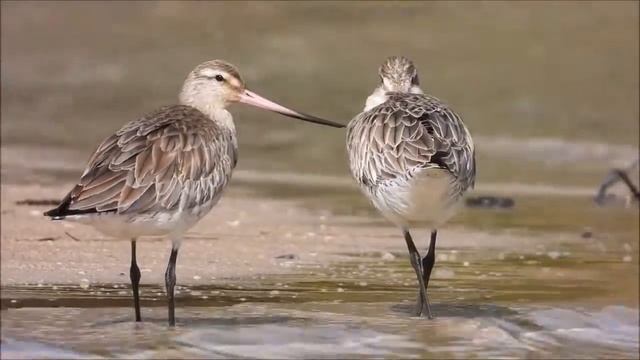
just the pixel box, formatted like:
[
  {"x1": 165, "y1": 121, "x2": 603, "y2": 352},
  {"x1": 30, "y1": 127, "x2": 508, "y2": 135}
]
[
  {"x1": 348, "y1": 92, "x2": 475, "y2": 227},
  {"x1": 346, "y1": 56, "x2": 475, "y2": 318},
  {"x1": 48, "y1": 105, "x2": 237, "y2": 236},
  {"x1": 45, "y1": 59, "x2": 343, "y2": 326}
]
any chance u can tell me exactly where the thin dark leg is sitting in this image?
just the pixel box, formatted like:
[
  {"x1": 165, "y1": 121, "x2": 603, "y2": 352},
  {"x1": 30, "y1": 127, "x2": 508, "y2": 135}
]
[
  {"x1": 595, "y1": 170, "x2": 619, "y2": 204},
  {"x1": 614, "y1": 169, "x2": 640, "y2": 201},
  {"x1": 165, "y1": 246, "x2": 179, "y2": 327},
  {"x1": 130, "y1": 239, "x2": 141, "y2": 322},
  {"x1": 403, "y1": 230, "x2": 428, "y2": 317},
  {"x1": 595, "y1": 167, "x2": 640, "y2": 204},
  {"x1": 421, "y1": 230, "x2": 438, "y2": 319}
]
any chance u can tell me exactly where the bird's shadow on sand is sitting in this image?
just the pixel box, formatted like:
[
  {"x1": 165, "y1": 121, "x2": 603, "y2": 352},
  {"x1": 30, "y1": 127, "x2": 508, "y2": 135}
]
[
  {"x1": 92, "y1": 314, "x2": 300, "y2": 328},
  {"x1": 390, "y1": 302, "x2": 519, "y2": 319},
  {"x1": 91, "y1": 300, "x2": 519, "y2": 329},
  {"x1": 95, "y1": 303, "x2": 518, "y2": 329}
]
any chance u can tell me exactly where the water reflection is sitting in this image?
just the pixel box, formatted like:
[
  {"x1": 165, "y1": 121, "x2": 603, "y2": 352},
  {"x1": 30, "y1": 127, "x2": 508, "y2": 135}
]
[
  {"x1": 2, "y1": 239, "x2": 638, "y2": 358},
  {"x1": 2, "y1": 302, "x2": 637, "y2": 359}
]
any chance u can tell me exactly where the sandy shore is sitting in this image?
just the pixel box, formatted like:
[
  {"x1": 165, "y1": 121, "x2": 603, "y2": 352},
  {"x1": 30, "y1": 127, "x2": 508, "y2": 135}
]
[
  {"x1": 2, "y1": 181, "x2": 638, "y2": 313},
  {"x1": 2, "y1": 181, "x2": 421, "y2": 287},
  {"x1": 0, "y1": 182, "x2": 572, "y2": 288},
  {"x1": 0, "y1": 183, "x2": 364, "y2": 286}
]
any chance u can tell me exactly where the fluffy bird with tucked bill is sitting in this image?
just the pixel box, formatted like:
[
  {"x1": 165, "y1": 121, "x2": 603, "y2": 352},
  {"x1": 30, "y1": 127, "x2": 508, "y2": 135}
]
[
  {"x1": 346, "y1": 56, "x2": 475, "y2": 318},
  {"x1": 44, "y1": 59, "x2": 344, "y2": 326}
]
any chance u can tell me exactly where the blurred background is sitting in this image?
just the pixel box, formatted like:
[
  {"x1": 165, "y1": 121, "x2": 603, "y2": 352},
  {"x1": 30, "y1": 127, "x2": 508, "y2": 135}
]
[
  {"x1": 1, "y1": 1, "x2": 639, "y2": 358},
  {"x1": 2, "y1": 1, "x2": 638, "y2": 185}
]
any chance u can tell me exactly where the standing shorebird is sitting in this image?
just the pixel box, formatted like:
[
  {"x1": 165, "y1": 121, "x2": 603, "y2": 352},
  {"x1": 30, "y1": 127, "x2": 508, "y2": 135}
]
[
  {"x1": 346, "y1": 56, "x2": 475, "y2": 318},
  {"x1": 44, "y1": 59, "x2": 344, "y2": 326}
]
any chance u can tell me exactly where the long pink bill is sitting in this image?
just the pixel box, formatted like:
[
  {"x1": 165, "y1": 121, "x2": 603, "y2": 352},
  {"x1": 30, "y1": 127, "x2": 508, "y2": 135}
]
[{"x1": 238, "y1": 90, "x2": 344, "y2": 128}]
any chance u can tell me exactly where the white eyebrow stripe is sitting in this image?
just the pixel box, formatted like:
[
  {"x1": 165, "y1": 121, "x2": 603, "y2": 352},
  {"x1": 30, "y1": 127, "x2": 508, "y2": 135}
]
[{"x1": 200, "y1": 68, "x2": 219, "y2": 78}]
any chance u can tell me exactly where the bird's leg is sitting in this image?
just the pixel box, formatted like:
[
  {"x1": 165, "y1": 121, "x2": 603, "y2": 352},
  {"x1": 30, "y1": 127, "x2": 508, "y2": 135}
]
[
  {"x1": 130, "y1": 239, "x2": 142, "y2": 322},
  {"x1": 403, "y1": 230, "x2": 428, "y2": 317},
  {"x1": 595, "y1": 167, "x2": 640, "y2": 204},
  {"x1": 420, "y1": 230, "x2": 438, "y2": 319},
  {"x1": 614, "y1": 169, "x2": 640, "y2": 201},
  {"x1": 165, "y1": 242, "x2": 180, "y2": 327},
  {"x1": 595, "y1": 170, "x2": 620, "y2": 204}
]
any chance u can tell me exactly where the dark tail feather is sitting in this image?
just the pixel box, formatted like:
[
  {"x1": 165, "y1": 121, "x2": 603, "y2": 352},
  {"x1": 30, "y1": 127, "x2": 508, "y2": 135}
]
[
  {"x1": 44, "y1": 189, "x2": 102, "y2": 219},
  {"x1": 43, "y1": 191, "x2": 74, "y2": 220}
]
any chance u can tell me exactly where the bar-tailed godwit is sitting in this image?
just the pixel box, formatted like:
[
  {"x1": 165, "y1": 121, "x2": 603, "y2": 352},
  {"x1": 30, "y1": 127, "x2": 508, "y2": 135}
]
[
  {"x1": 346, "y1": 56, "x2": 475, "y2": 318},
  {"x1": 44, "y1": 59, "x2": 344, "y2": 326}
]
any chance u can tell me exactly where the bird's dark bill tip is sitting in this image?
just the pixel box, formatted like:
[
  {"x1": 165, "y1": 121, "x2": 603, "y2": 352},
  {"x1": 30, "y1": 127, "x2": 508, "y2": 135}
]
[{"x1": 278, "y1": 111, "x2": 345, "y2": 128}]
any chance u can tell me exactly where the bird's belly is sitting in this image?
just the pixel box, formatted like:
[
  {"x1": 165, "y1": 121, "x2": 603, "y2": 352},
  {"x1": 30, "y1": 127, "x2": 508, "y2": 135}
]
[
  {"x1": 368, "y1": 169, "x2": 461, "y2": 228},
  {"x1": 68, "y1": 198, "x2": 220, "y2": 239}
]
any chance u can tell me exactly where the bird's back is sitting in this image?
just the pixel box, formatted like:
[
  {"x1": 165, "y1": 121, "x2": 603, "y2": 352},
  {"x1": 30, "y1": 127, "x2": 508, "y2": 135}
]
[
  {"x1": 346, "y1": 92, "x2": 475, "y2": 226},
  {"x1": 45, "y1": 105, "x2": 238, "y2": 234}
]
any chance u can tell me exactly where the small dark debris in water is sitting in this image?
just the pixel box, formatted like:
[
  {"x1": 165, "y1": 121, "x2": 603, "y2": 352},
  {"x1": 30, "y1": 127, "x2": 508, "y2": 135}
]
[
  {"x1": 64, "y1": 232, "x2": 81, "y2": 241},
  {"x1": 16, "y1": 237, "x2": 59, "y2": 242},
  {"x1": 15, "y1": 199, "x2": 60, "y2": 206},
  {"x1": 119, "y1": 272, "x2": 125, "y2": 276},
  {"x1": 465, "y1": 196, "x2": 515, "y2": 209},
  {"x1": 275, "y1": 254, "x2": 297, "y2": 260},
  {"x1": 581, "y1": 231, "x2": 593, "y2": 239},
  {"x1": 37, "y1": 237, "x2": 57, "y2": 242}
]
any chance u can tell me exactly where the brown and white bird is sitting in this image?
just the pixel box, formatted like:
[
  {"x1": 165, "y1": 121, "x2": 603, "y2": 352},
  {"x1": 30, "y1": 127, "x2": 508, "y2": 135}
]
[
  {"x1": 44, "y1": 59, "x2": 344, "y2": 326},
  {"x1": 346, "y1": 56, "x2": 475, "y2": 318}
]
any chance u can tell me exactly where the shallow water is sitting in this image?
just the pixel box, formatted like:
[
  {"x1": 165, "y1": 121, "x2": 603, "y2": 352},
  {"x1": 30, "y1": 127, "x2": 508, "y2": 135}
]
[
  {"x1": 3, "y1": 304, "x2": 638, "y2": 359},
  {"x1": 2, "y1": 2, "x2": 639, "y2": 358},
  {"x1": 2, "y1": 237, "x2": 639, "y2": 358},
  {"x1": 2, "y1": 199, "x2": 639, "y2": 358}
]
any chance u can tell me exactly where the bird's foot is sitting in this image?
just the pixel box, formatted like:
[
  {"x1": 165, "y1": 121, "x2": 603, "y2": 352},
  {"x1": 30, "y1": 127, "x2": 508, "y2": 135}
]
[{"x1": 415, "y1": 293, "x2": 434, "y2": 319}]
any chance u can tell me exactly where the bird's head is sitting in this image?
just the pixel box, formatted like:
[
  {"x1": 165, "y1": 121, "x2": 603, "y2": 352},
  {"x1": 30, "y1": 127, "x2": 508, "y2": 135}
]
[
  {"x1": 378, "y1": 56, "x2": 422, "y2": 94},
  {"x1": 180, "y1": 59, "x2": 344, "y2": 128}
]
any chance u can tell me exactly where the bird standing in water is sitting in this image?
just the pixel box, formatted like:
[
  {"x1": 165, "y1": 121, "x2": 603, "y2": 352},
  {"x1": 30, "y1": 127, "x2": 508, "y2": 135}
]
[
  {"x1": 346, "y1": 56, "x2": 475, "y2": 318},
  {"x1": 45, "y1": 59, "x2": 344, "y2": 326}
]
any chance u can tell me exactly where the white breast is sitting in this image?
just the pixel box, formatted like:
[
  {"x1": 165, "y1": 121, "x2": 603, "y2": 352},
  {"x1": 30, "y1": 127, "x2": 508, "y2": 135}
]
[{"x1": 366, "y1": 168, "x2": 461, "y2": 229}]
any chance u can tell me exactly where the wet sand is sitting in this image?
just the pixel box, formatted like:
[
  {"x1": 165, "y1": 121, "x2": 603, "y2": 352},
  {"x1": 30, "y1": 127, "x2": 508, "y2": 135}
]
[
  {"x1": 2, "y1": 158, "x2": 638, "y2": 359},
  {"x1": 1, "y1": 182, "x2": 365, "y2": 286},
  {"x1": 2, "y1": 182, "x2": 638, "y2": 359},
  {"x1": 2, "y1": 181, "x2": 434, "y2": 287},
  {"x1": 0, "y1": 182, "x2": 556, "y2": 288}
]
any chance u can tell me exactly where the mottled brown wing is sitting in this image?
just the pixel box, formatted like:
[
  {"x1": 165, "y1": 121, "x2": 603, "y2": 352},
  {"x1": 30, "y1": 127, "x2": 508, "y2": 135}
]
[
  {"x1": 347, "y1": 93, "x2": 475, "y2": 195},
  {"x1": 46, "y1": 105, "x2": 237, "y2": 218}
]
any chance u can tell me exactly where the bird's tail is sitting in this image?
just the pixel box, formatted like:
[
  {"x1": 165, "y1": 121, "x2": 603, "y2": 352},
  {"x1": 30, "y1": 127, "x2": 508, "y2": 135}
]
[{"x1": 43, "y1": 191, "x2": 74, "y2": 220}]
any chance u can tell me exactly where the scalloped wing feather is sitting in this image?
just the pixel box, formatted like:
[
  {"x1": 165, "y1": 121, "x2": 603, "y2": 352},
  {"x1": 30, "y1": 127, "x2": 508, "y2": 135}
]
[
  {"x1": 347, "y1": 93, "x2": 475, "y2": 197},
  {"x1": 58, "y1": 105, "x2": 237, "y2": 217}
]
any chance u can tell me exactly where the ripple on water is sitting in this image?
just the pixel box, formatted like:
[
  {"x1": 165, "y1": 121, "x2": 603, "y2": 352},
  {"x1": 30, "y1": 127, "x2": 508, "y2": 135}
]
[
  {"x1": 175, "y1": 323, "x2": 423, "y2": 359},
  {"x1": 423, "y1": 305, "x2": 639, "y2": 359},
  {"x1": 521, "y1": 306, "x2": 640, "y2": 357},
  {"x1": 0, "y1": 338, "x2": 98, "y2": 359},
  {"x1": 1, "y1": 296, "x2": 638, "y2": 359}
]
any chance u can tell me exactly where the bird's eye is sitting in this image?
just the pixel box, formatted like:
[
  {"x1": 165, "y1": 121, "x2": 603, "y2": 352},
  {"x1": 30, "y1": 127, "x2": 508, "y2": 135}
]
[{"x1": 214, "y1": 75, "x2": 225, "y2": 82}]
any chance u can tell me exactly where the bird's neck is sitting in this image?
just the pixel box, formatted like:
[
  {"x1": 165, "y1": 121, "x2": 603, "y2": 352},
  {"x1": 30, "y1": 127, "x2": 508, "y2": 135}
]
[
  {"x1": 212, "y1": 108, "x2": 236, "y2": 134},
  {"x1": 179, "y1": 95, "x2": 235, "y2": 131},
  {"x1": 363, "y1": 87, "x2": 388, "y2": 112},
  {"x1": 363, "y1": 85, "x2": 424, "y2": 111}
]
